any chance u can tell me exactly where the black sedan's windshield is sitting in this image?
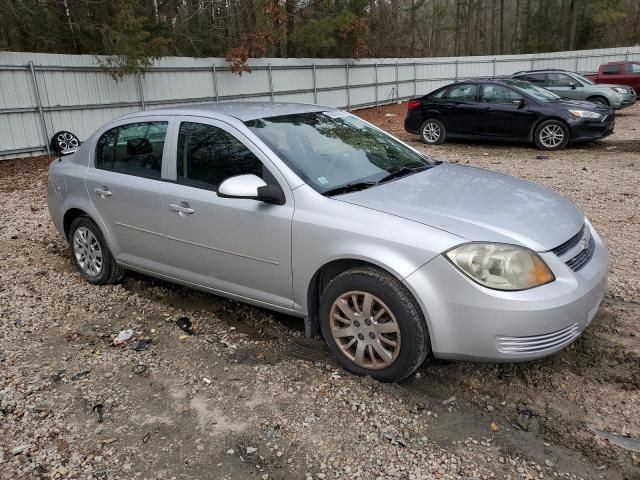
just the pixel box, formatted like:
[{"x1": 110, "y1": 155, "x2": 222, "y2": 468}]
[
  {"x1": 245, "y1": 112, "x2": 434, "y2": 193},
  {"x1": 511, "y1": 81, "x2": 561, "y2": 102}
]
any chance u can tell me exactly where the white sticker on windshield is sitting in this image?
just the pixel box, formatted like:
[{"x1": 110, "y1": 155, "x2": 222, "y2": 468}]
[
  {"x1": 317, "y1": 176, "x2": 329, "y2": 185},
  {"x1": 323, "y1": 110, "x2": 350, "y2": 119}
]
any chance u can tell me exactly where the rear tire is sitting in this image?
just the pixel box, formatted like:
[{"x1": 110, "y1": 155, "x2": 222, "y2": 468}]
[
  {"x1": 533, "y1": 120, "x2": 570, "y2": 151},
  {"x1": 68, "y1": 215, "x2": 124, "y2": 285},
  {"x1": 419, "y1": 119, "x2": 446, "y2": 145},
  {"x1": 319, "y1": 267, "x2": 430, "y2": 382}
]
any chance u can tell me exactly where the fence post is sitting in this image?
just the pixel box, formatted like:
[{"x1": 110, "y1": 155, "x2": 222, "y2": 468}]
[
  {"x1": 454, "y1": 60, "x2": 459, "y2": 81},
  {"x1": 268, "y1": 64, "x2": 274, "y2": 101},
  {"x1": 346, "y1": 63, "x2": 350, "y2": 109},
  {"x1": 530, "y1": 57, "x2": 535, "y2": 70},
  {"x1": 574, "y1": 54, "x2": 579, "y2": 72},
  {"x1": 212, "y1": 64, "x2": 219, "y2": 101},
  {"x1": 312, "y1": 64, "x2": 317, "y2": 104},
  {"x1": 492, "y1": 58, "x2": 497, "y2": 77},
  {"x1": 28, "y1": 61, "x2": 50, "y2": 155},
  {"x1": 413, "y1": 62, "x2": 417, "y2": 98},
  {"x1": 137, "y1": 75, "x2": 145, "y2": 110},
  {"x1": 626, "y1": 48, "x2": 630, "y2": 61},
  {"x1": 395, "y1": 61, "x2": 399, "y2": 100},
  {"x1": 374, "y1": 63, "x2": 379, "y2": 107}
]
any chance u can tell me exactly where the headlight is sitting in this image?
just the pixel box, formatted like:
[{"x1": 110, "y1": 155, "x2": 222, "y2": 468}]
[
  {"x1": 568, "y1": 110, "x2": 602, "y2": 119},
  {"x1": 445, "y1": 243, "x2": 554, "y2": 291},
  {"x1": 611, "y1": 87, "x2": 626, "y2": 94}
]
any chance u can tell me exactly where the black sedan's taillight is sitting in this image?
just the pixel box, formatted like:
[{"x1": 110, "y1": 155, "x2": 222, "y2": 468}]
[{"x1": 407, "y1": 100, "x2": 421, "y2": 110}]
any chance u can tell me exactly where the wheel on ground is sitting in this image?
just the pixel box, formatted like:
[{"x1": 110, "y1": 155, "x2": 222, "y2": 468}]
[
  {"x1": 419, "y1": 119, "x2": 446, "y2": 145},
  {"x1": 50, "y1": 130, "x2": 80, "y2": 153},
  {"x1": 587, "y1": 96, "x2": 609, "y2": 106},
  {"x1": 319, "y1": 267, "x2": 430, "y2": 382},
  {"x1": 534, "y1": 120, "x2": 569, "y2": 150},
  {"x1": 68, "y1": 215, "x2": 124, "y2": 285}
]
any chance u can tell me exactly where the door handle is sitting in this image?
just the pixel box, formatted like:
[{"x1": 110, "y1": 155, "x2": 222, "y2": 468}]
[
  {"x1": 169, "y1": 202, "x2": 195, "y2": 216},
  {"x1": 94, "y1": 186, "x2": 112, "y2": 198}
]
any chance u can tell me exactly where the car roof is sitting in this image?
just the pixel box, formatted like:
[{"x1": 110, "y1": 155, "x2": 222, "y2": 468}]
[
  {"x1": 454, "y1": 78, "x2": 528, "y2": 87},
  {"x1": 119, "y1": 101, "x2": 330, "y2": 122}
]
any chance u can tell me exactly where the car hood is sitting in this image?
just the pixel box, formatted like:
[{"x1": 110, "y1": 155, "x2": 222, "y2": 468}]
[
  {"x1": 552, "y1": 99, "x2": 613, "y2": 113},
  {"x1": 338, "y1": 163, "x2": 584, "y2": 251}
]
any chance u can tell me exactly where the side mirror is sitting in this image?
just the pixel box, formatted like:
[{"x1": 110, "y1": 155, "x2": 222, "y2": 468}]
[
  {"x1": 512, "y1": 98, "x2": 526, "y2": 109},
  {"x1": 569, "y1": 81, "x2": 577, "y2": 89},
  {"x1": 217, "y1": 174, "x2": 284, "y2": 205}
]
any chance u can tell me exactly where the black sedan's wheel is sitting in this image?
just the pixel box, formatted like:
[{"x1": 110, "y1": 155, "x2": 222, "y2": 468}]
[
  {"x1": 68, "y1": 215, "x2": 124, "y2": 285},
  {"x1": 319, "y1": 267, "x2": 429, "y2": 382},
  {"x1": 420, "y1": 119, "x2": 446, "y2": 145},
  {"x1": 50, "y1": 130, "x2": 80, "y2": 154},
  {"x1": 534, "y1": 120, "x2": 569, "y2": 150}
]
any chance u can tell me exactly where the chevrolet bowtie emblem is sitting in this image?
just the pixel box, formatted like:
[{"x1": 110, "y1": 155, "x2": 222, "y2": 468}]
[{"x1": 579, "y1": 238, "x2": 588, "y2": 250}]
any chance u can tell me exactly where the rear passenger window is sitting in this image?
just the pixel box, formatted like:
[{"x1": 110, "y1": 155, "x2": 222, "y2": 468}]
[
  {"x1": 177, "y1": 122, "x2": 265, "y2": 191},
  {"x1": 444, "y1": 84, "x2": 477, "y2": 102},
  {"x1": 96, "y1": 122, "x2": 168, "y2": 179}
]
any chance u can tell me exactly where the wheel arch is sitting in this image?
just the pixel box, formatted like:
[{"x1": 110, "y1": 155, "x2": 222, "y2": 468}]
[
  {"x1": 304, "y1": 257, "x2": 428, "y2": 339},
  {"x1": 586, "y1": 95, "x2": 610, "y2": 105},
  {"x1": 528, "y1": 116, "x2": 570, "y2": 142},
  {"x1": 63, "y1": 208, "x2": 88, "y2": 240}
]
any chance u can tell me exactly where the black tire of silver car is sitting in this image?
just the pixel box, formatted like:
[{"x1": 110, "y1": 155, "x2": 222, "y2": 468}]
[
  {"x1": 319, "y1": 267, "x2": 430, "y2": 382},
  {"x1": 50, "y1": 130, "x2": 80, "y2": 154},
  {"x1": 419, "y1": 119, "x2": 446, "y2": 145},
  {"x1": 533, "y1": 120, "x2": 570, "y2": 151},
  {"x1": 587, "y1": 96, "x2": 609, "y2": 106},
  {"x1": 68, "y1": 215, "x2": 124, "y2": 285}
]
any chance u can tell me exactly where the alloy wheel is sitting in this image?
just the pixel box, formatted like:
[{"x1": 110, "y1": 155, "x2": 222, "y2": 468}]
[
  {"x1": 55, "y1": 132, "x2": 79, "y2": 151},
  {"x1": 329, "y1": 291, "x2": 401, "y2": 369},
  {"x1": 73, "y1": 227, "x2": 103, "y2": 277},
  {"x1": 539, "y1": 124, "x2": 565, "y2": 148},
  {"x1": 422, "y1": 122, "x2": 441, "y2": 143}
]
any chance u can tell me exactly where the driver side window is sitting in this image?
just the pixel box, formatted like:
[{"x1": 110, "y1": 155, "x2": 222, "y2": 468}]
[
  {"x1": 546, "y1": 73, "x2": 575, "y2": 87},
  {"x1": 176, "y1": 122, "x2": 266, "y2": 191}
]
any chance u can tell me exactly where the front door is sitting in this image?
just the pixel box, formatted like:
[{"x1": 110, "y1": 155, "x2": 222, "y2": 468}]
[
  {"x1": 478, "y1": 84, "x2": 535, "y2": 139},
  {"x1": 545, "y1": 72, "x2": 582, "y2": 100},
  {"x1": 85, "y1": 119, "x2": 171, "y2": 270},
  {"x1": 161, "y1": 117, "x2": 294, "y2": 309}
]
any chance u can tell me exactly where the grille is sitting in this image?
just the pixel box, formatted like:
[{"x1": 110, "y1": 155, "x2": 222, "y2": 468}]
[
  {"x1": 496, "y1": 323, "x2": 581, "y2": 354},
  {"x1": 551, "y1": 225, "x2": 584, "y2": 256},
  {"x1": 566, "y1": 235, "x2": 596, "y2": 271}
]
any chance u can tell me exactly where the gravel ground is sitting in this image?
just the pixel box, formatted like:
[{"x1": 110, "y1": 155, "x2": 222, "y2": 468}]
[{"x1": 1, "y1": 103, "x2": 639, "y2": 480}]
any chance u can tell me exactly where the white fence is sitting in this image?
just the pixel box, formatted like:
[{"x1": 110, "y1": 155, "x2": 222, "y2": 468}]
[{"x1": 1, "y1": 46, "x2": 639, "y2": 159}]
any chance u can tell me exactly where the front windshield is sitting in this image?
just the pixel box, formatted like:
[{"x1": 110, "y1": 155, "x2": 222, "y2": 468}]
[
  {"x1": 245, "y1": 112, "x2": 433, "y2": 193},
  {"x1": 572, "y1": 73, "x2": 594, "y2": 85},
  {"x1": 512, "y1": 81, "x2": 561, "y2": 102}
]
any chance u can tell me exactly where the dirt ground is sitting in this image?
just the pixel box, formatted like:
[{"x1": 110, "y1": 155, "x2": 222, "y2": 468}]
[{"x1": 1, "y1": 103, "x2": 639, "y2": 480}]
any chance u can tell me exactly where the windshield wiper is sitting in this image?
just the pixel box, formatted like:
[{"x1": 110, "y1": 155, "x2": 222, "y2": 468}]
[
  {"x1": 377, "y1": 164, "x2": 431, "y2": 184},
  {"x1": 322, "y1": 181, "x2": 377, "y2": 197}
]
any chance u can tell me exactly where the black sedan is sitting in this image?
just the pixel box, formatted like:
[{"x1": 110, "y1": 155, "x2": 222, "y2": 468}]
[{"x1": 404, "y1": 79, "x2": 615, "y2": 150}]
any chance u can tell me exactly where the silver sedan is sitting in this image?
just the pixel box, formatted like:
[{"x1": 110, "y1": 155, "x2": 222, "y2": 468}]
[{"x1": 47, "y1": 102, "x2": 608, "y2": 382}]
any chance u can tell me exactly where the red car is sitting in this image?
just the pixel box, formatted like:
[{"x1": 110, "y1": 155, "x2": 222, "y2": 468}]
[{"x1": 585, "y1": 61, "x2": 640, "y2": 97}]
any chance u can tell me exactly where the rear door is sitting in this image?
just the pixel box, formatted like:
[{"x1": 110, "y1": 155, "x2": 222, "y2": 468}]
[
  {"x1": 85, "y1": 118, "x2": 171, "y2": 270},
  {"x1": 478, "y1": 84, "x2": 535, "y2": 139},
  {"x1": 161, "y1": 117, "x2": 295, "y2": 309},
  {"x1": 438, "y1": 83, "x2": 481, "y2": 135}
]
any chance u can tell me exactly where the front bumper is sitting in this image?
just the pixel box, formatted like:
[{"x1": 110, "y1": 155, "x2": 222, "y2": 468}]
[
  {"x1": 568, "y1": 114, "x2": 615, "y2": 143},
  {"x1": 620, "y1": 93, "x2": 637, "y2": 109},
  {"x1": 403, "y1": 221, "x2": 608, "y2": 362}
]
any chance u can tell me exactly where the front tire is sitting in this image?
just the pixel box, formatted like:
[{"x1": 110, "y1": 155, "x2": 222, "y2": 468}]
[
  {"x1": 533, "y1": 120, "x2": 570, "y2": 151},
  {"x1": 319, "y1": 267, "x2": 430, "y2": 382},
  {"x1": 420, "y1": 119, "x2": 446, "y2": 145},
  {"x1": 587, "y1": 96, "x2": 609, "y2": 106},
  {"x1": 68, "y1": 215, "x2": 124, "y2": 285}
]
